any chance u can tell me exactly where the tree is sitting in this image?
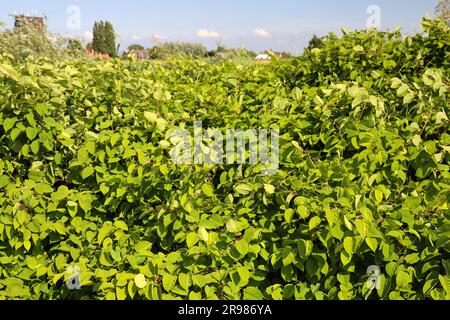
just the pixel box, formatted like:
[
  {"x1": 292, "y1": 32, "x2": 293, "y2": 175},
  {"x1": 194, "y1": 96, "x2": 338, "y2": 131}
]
[
  {"x1": 104, "y1": 21, "x2": 117, "y2": 57},
  {"x1": 92, "y1": 21, "x2": 117, "y2": 57},
  {"x1": 307, "y1": 34, "x2": 324, "y2": 50},
  {"x1": 436, "y1": 0, "x2": 450, "y2": 25},
  {"x1": 92, "y1": 22, "x2": 104, "y2": 54},
  {"x1": 123, "y1": 44, "x2": 147, "y2": 58},
  {"x1": 126, "y1": 44, "x2": 145, "y2": 52},
  {"x1": 0, "y1": 22, "x2": 86, "y2": 62},
  {"x1": 207, "y1": 43, "x2": 256, "y2": 60},
  {"x1": 66, "y1": 39, "x2": 85, "y2": 55},
  {"x1": 148, "y1": 42, "x2": 207, "y2": 59}
]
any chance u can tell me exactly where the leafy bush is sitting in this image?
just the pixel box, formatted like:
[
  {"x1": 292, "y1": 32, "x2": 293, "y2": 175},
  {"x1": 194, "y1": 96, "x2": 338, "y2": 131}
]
[
  {"x1": 280, "y1": 18, "x2": 450, "y2": 88},
  {"x1": 0, "y1": 24, "x2": 87, "y2": 62},
  {"x1": 0, "y1": 18, "x2": 448, "y2": 300},
  {"x1": 207, "y1": 44, "x2": 257, "y2": 63},
  {"x1": 148, "y1": 42, "x2": 208, "y2": 59}
]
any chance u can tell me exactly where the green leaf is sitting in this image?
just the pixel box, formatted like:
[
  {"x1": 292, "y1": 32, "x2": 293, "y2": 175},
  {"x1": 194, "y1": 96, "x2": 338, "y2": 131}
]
[
  {"x1": 144, "y1": 112, "x2": 158, "y2": 123},
  {"x1": 134, "y1": 274, "x2": 147, "y2": 289},
  {"x1": 162, "y1": 273, "x2": 177, "y2": 292},
  {"x1": 244, "y1": 287, "x2": 264, "y2": 300},
  {"x1": 297, "y1": 205, "x2": 310, "y2": 219},
  {"x1": 178, "y1": 273, "x2": 192, "y2": 291},
  {"x1": 234, "y1": 184, "x2": 253, "y2": 195},
  {"x1": 35, "y1": 183, "x2": 53, "y2": 194},
  {"x1": 226, "y1": 220, "x2": 239, "y2": 233},
  {"x1": 396, "y1": 270, "x2": 412, "y2": 288},
  {"x1": 297, "y1": 239, "x2": 313, "y2": 260},
  {"x1": 436, "y1": 111, "x2": 448, "y2": 124},
  {"x1": 114, "y1": 221, "x2": 128, "y2": 231},
  {"x1": 309, "y1": 216, "x2": 321, "y2": 230},
  {"x1": 26, "y1": 127, "x2": 38, "y2": 140},
  {"x1": 365, "y1": 238, "x2": 378, "y2": 252},
  {"x1": 186, "y1": 232, "x2": 199, "y2": 247},
  {"x1": 3, "y1": 118, "x2": 16, "y2": 132},
  {"x1": 197, "y1": 226, "x2": 209, "y2": 243},
  {"x1": 404, "y1": 92, "x2": 415, "y2": 104},
  {"x1": 264, "y1": 184, "x2": 275, "y2": 194},
  {"x1": 281, "y1": 247, "x2": 295, "y2": 266},
  {"x1": 343, "y1": 237, "x2": 354, "y2": 255},
  {"x1": 202, "y1": 183, "x2": 215, "y2": 197},
  {"x1": 81, "y1": 166, "x2": 95, "y2": 180},
  {"x1": 412, "y1": 135, "x2": 422, "y2": 146},
  {"x1": 235, "y1": 239, "x2": 249, "y2": 256},
  {"x1": 52, "y1": 186, "x2": 70, "y2": 201},
  {"x1": 374, "y1": 190, "x2": 384, "y2": 204}
]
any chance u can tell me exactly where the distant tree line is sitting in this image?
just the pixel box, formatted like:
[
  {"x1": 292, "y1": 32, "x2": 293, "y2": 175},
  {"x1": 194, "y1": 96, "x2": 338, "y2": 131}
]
[
  {"x1": 0, "y1": 16, "x2": 86, "y2": 62},
  {"x1": 123, "y1": 42, "x2": 297, "y2": 61}
]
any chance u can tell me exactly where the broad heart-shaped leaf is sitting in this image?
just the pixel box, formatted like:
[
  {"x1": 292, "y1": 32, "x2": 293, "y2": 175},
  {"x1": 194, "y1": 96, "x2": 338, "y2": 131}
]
[
  {"x1": 226, "y1": 219, "x2": 239, "y2": 233},
  {"x1": 186, "y1": 232, "x2": 199, "y2": 247},
  {"x1": 365, "y1": 238, "x2": 378, "y2": 252},
  {"x1": 26, "y1": 127, "x2": 38, "y2": 140},
  {"x1": 134, "y1": 274, "x2": 147, "y2": 289},
  {"x1": 396, "y1": 269, "x2": 412, "y2": 288},
  {"x1": 281, "y1": 247, "x2": 295, "y2": 266},
  {"x1": 297, "y1": 239, "x2": 313, "y2": 260},
  {"x1": 114, "y1": 221, "x2": 128, "y2": 231},
  {"x1": 436, "y1": 111, "x2": 448, "y2": 124},
  {"x1": 197, "y1": 226, "x2": 209, "y2": 243},
  {"x1": 264, "y1": 184, "x2": 275, "y2": 194},
  {"x1": 81, "y1": 166, "x2": 95, "y2": 180},
  {"x1": 52, "y1": 185, "x2": 70, "y2": 201},
  {"x1": 244, "y1": 286, "x2": 264, "y2": 300},
  {"x1": 343, "y1": 237, "x2": 354, "y2": 255},
  {"x1": 340, "y1": 251, "x2": 352, "y2": 266},
  {"x1": 35, "y1": 183, "x2": 53, "y2": 194},
  {"x1": 374, "y1": 190, "x2": 383, "y2": 204},
  {"x1": 234, "y1": 184, "x2": 253, "y2": 195},
  {"x1": 178, "y1": 273, "x2": 192, "y2": 291},
  {"x1": 309, "y1": 216, "x2": 321, "y2": 230},
  {"x1": 202, "y1": 183, "x2": 215, "y2": 197},
  {"x1": 412, "y1": 135, "x2": 422, "y2": 146},
  {"x1": 144, "y1": 111, "x2": 158, "y2": 123},
  {"x1": 235, "y1": 239, "x2": 249, "y2": 256},
  {"x1": 116, "y1": 287, "x2": 127, "y2": 300},
  {"x1": 162, "y1": 273, "x2": 177, "y2": 292},
  {"x1": 3, "y1": 117, "x2": 16, "y2": 132}
]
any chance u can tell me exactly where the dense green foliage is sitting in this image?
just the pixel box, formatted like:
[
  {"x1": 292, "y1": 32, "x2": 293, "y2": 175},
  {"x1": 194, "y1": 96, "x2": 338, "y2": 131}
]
[
  {"x1": 125, "y1": 44, "x2": 146, "y2": 52},
  {"x1": 207, "y1": 44, "x2": 257, "y2": 62},
  {"x1": 148, "y1": 42, "x2": 208, "y2": 60},
  {"x1": 0, "y1": 24, "x2": 87, "y2": 63},
  {"x1": 92, "y1": 21, "x2": 117, "y2": 57},
  {"x1": 0, "y1": 18, "x2": 449, "y2": 300}
]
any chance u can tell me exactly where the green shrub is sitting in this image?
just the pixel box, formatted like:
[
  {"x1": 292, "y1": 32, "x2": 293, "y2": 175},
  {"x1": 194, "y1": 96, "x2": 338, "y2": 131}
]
[
  {"x1": 148, "y1": 42, "x2": 208, "y2": 59},
  {"x1": 0, "y1": 18, "x2": 448, "y2": 300},
  {"x1": 0, "y1": 24, "x2": 87, "y2": 63}
]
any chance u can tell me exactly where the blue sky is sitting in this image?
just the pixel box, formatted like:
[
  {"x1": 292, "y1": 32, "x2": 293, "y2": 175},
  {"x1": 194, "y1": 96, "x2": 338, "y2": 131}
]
[{"x1": 0, "y1": 0, "x2": 437, "y2": 53}]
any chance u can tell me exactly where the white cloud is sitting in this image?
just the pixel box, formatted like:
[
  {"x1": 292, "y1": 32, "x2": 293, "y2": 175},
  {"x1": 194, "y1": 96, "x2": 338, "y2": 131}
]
[
  {"x1": 196, "y1": 29, "x2": 221, "y2": 38},
  {"x1": 83, "y1": 31, "x2": 93, "y2": 40},
  {"x1": 253, "y1": 28, "x2": 271, "y2": 38},
  {"x1": 132, "y1": 35, "x2": 141, "y2": 41}
]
